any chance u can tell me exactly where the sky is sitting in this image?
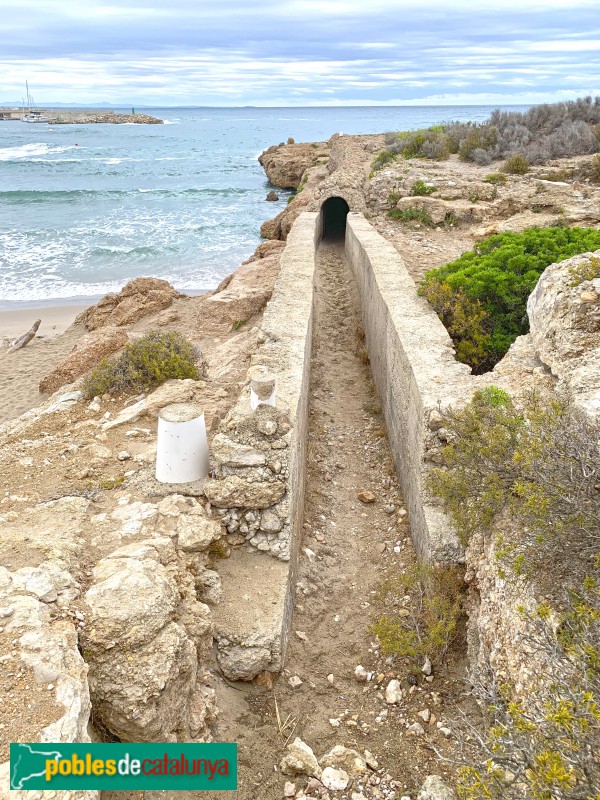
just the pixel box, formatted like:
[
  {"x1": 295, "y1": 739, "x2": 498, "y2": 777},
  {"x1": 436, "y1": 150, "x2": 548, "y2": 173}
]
[{"x1": 1, "y1": 0, "x2": 600, "y2": 107}]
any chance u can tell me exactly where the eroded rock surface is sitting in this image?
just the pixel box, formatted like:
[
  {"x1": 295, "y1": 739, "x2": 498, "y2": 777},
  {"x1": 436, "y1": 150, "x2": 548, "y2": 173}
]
[
  {"x1": 39, "y1": 326, "x2": 128, "y2": 394},
  {"x1": 527, "y1": 249, "x2": 600, "y2": 421},
  {"x1": 76, "y1": 277, "x2": 181, "y2": 330}
]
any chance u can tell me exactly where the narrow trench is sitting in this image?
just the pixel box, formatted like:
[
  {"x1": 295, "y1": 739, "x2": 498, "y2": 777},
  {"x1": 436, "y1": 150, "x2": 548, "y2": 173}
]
[{"x1": 132, "y1": 238, "x2": 461, "y2": 800}]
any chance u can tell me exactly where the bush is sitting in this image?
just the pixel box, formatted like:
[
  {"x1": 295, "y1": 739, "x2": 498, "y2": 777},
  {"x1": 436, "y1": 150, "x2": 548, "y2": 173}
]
[
  {"x1": 428, "y1": 389, "x2": 600, "y2": 798},
  {"x1": 427, "y1": 388, "x2": 600, "y2": 575},
  {"x1": 411, "y1": 179, "x2": 436, "y2": 196},
  {"x1": 83, "y1": 331, "x2": 200, "y2": 398},
  {"x1": 458, "y1": 584, "x2": 600, "y2": 800},
  {"x1": 371, "y1": 561, "x2": 464, "y2": 665},
  {"x1": 484, "y1": 173, "x2": 507, "y2": 185},
  {"x1": 389, "y1": 207, "x2": 434, "y2": 226},
  {"x1": 501, "y1": 153, "x2": 530, "y2": 174},
  {"x1": 380, "y1": 97, "x2": 600, "y2": 168},
  {"x1": 419, "y1": 227, "x2": 600, "y2": 372}
]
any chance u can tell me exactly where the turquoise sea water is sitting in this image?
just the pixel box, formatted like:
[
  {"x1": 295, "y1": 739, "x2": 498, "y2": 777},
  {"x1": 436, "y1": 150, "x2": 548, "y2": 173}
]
[{"x1": 0, "y1": 105, "x2": 527, "y2": 309}]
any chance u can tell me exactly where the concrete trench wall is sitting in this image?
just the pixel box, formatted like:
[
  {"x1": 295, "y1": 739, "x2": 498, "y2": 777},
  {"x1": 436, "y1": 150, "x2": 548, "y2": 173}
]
[
  {"x1": 207, "y1": 212, "x2": 320, "y2": 679},
  {"x1": 344, "y1": 213, "x2": 476, "y2": 563}
]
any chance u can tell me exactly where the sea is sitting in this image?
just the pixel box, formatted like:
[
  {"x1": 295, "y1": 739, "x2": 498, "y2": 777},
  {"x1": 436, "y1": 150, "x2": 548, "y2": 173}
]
[{"x1": 0, "y1": 105, "x2": 528, "y2": 309}]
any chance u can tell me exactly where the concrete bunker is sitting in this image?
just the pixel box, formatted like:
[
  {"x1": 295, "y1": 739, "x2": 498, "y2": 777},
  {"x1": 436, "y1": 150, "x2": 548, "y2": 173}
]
[{"x1": 321, "y1": 196, "x2": 349, "y2": 240}]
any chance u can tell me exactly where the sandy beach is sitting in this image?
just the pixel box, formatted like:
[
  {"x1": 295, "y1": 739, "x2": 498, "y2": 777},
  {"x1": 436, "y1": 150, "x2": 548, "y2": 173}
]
[
  {"x1": 0, "y1": 304, "x2": 88, "y2": 425},
  {"x1": 0, "y1": 304, "x2": 88, "y2": 340}
]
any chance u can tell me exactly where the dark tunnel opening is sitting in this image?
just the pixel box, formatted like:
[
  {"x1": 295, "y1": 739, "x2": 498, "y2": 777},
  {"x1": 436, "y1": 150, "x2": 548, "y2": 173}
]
[{"x1": 321, "y1": 196, "x2": 350, "y2": 241}]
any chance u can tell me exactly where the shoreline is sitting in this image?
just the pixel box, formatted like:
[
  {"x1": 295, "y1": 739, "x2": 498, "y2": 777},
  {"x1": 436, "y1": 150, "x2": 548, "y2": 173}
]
[
  {"x1": 0, "y1": 289, "x2": 211, "y2": 340},
  {"x1": 0, "y1": 304, "x2": 88, "y2": 339}
]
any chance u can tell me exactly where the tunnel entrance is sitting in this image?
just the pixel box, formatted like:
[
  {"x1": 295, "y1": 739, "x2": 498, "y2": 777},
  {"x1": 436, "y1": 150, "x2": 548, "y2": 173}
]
[{"x1": 321, "y1": 196, "x2": 349, "y2": 241}]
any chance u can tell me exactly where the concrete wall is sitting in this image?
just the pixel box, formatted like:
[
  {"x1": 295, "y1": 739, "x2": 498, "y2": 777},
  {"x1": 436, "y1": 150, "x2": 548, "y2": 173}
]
[
  {"x1": 345, "y1": 213, "x2": 474, "y2": 563},
  {"x1": 210, "y1": 212, "x2": 319, "y2": 679}
]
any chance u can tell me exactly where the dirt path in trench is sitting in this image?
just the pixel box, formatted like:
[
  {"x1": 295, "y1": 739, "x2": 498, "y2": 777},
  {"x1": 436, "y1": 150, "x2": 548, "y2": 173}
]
[{"x1": 144, "y1": 242, "x2": 465, "y2": 800}]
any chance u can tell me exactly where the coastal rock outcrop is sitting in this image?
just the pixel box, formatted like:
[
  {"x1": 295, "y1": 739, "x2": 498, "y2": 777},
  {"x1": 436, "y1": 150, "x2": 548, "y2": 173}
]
[
  {"x1": 258, "y1": 141, "x2": 329, "y2": 189},
  {"x1": 81, "y1": 533, "x2": 218, "y2": 742},
  {"x1": 527, "y1": 249, "x2": 600, "y2": 421},
  {"x1": 76, "y1": 277, "x2": 181, "y2": 331},
  {"x1": 0, "y1": 564, "x2": 96, "y2": 800},
  {"x1": 39, "y1": 326, "x2": 128, "y2": 394}
]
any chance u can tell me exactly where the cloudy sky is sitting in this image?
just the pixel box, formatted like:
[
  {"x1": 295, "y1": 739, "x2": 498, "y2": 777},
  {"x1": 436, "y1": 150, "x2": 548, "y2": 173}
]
[{"x1": 2, "y1": 0, "x2": 600, "y2": 106}]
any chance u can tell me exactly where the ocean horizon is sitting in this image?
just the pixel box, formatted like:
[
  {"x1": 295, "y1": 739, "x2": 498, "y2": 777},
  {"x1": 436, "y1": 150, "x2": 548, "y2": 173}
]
[{"x1": 0, "y1": 104, "x2": 528, "y2": 310}]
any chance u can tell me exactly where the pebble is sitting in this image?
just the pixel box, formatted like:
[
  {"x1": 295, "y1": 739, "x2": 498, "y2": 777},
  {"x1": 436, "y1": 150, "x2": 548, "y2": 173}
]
[
  {"x1": 418, "y1": 709, "x2": 430, "y2": 723},
  {"x1": 288, "y1": 676, "x2": 303, "y2": 689},
  {"x1": 328, "y1": 718, "x2": 341, "y2": 727},
  {"x1": 295, "y1": 631, "x2": 308, "y2": 642},
  {"x1": 439, "y1": 726, "x2": 452, "y2": 737},
  {"x1": 385, "y1": 679, "x2": 402, "y2": 704},
  {"x1": 357, "y1": 491, "x2": 376, "y2": 503},
  {"x1": 422, "y1": 657, "x2": 432, "y2": 676},
  {"x1": 354, "y1": 665, "x2": 369, "y2": 683},
  {"x1": 407, "y1": 722, "x2": 425, "y2": 736},
  {"x1": 383, "y1": 504, "x2": 395, "y2": 514},
  {"x1": 321, "y1": 767, "x2": 350, "y2": 791},
  {"x1": 283, "y1": 782, "x2": 296, "y2": 797},
  {"x1": 117, "y1": 451, "x2": 131, "y2": 462},
  {"x1": 327, "y1": 674, "x2": 335, "y2": 684}
]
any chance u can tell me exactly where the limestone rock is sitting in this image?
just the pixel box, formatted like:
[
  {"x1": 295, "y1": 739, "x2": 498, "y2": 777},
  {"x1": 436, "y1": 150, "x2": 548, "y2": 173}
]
[
  {"x1": 39, "y1": 326, "x2": 128, "y2": 394},
  {"x1": 280, "y1": 737, "x2": 321, "y2": 777},
  {"x1": 258, "y1": 142, "x2": 329, "y2": 189},
  {"x1": 417, "y1": 775, "x2": 456, "y2": 800},
  {"x1": 321, "y1": 767, "x2": 350, "y2": 791},
  {"x1": 84, "y1": 557, "x2": 177, "y2": 649},
  {"x1": 266, "y1": 190, "x2": 279, "y2": 201},
  {"x1": 211, "y1": 433, "x2": 266, "y2": 467},
  {"x1": 527, "y1": 250, "x2": 600, "y2": 421},
  {"x1": 81, "y1": 543, "x2": 215, "y2": 742},
  {"x1": 204, "y1": 475, "x2": 286, "y2": 509},
  {"x1": 0, "y1": 567, "x2": 94, "y2": 799},
  {"x1": 385, "y1": 679, "x2": 402, "y2": 704},
  {"x1": 176, "y1": 512, "x2": 223, "y2": 552},
  {"x1": 76, "y1": 277, "x2": 181, "y2": 330},
  {"x1": 319, "y1": 745, "x2": 367, "y2": 776},
  {"x1": 103, "y1": 378, "x2": 204, "y2": 429}
]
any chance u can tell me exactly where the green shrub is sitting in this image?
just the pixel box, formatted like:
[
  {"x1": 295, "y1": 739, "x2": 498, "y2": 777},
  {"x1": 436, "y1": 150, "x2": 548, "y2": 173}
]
[
  {"x1": 484, "y1": 173, "x2": 507, "y2": 185},
  {"x1": 427, "y1": 389, "x2": 600, "y2": 574},
  {"x1": 501, "y1": 153, "x2": 530, "y2": 174},
  {"x1": 458, "y1": 125, "x2": 498, "y2": 162},
  {"x1": 568, "y1": 254, "x2": 600, "y2": 286},
  {"x1": 411, "y1": 179, "x2": 436, "y2": 196},
  {"x1": 371, "y1": 561, "x2": 464, "y2": 665},
  {"x1": 419, "y1": 227, "x2": 600, "y2": 372},
  {"x1": 389, "y1": 207, "x2": 434, "y2": 226},
  {"x1": 83, "y1": 331, "x2": 200, "y2": 398},
  {"x1": 371, "y1": 148, "x2": 395, "y2": 172},
  {"x1": 429, "y1": 389, "x2": 600, "y2": 799}
]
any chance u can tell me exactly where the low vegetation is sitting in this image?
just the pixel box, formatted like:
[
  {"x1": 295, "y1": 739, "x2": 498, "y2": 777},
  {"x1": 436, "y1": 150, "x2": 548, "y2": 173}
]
[
  {"x1": 83, "y1": 330, "x2": 200, "y2": 398},
  {"x1": 371, "y1": 96, "x2": 600, "y2": 172},
  {"x1": 411, "y1": 179, "x2": 436, "y2": 196},
  {"x1": 419, "y1": 227, "x2": 600, "y2": 373},
  {"x1": 371, "y1": 561, "x2": 464, "y2": 666},
  {"x1": 427, "y1": 388, "x2": 600, "y2": 799},
  {"x1": 389, "y1": 207, "x2": 434, "y2": 226}
]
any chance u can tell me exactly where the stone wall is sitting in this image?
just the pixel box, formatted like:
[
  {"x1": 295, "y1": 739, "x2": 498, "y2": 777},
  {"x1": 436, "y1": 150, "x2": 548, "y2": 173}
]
[
  {"x1": 208, "y1": 212, "x2": 320, "y2": 678},
  {"x1": 344, "y1": 213, "x2": 477, "y2": 563}
]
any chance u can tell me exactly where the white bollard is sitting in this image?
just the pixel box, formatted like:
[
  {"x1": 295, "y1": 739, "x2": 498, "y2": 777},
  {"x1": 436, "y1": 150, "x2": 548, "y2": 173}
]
[
  {"x1": 250, "y1": 369, "x2": 276, "y2": 411},
  {"x1": 155, "y1": 403, "x2": 209, "y2": 484}
]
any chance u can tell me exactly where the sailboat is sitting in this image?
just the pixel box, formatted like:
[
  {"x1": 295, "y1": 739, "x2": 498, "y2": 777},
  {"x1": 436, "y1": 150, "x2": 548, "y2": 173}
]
[{"x1": 21, "y1": 81, "x2": 50, "y2": 123}]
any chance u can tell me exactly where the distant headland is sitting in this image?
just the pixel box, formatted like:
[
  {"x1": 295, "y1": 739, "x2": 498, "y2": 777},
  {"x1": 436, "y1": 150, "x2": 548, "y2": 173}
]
[{"x1": 0, "y1": 107, "x2": 163, "y2": 124}]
